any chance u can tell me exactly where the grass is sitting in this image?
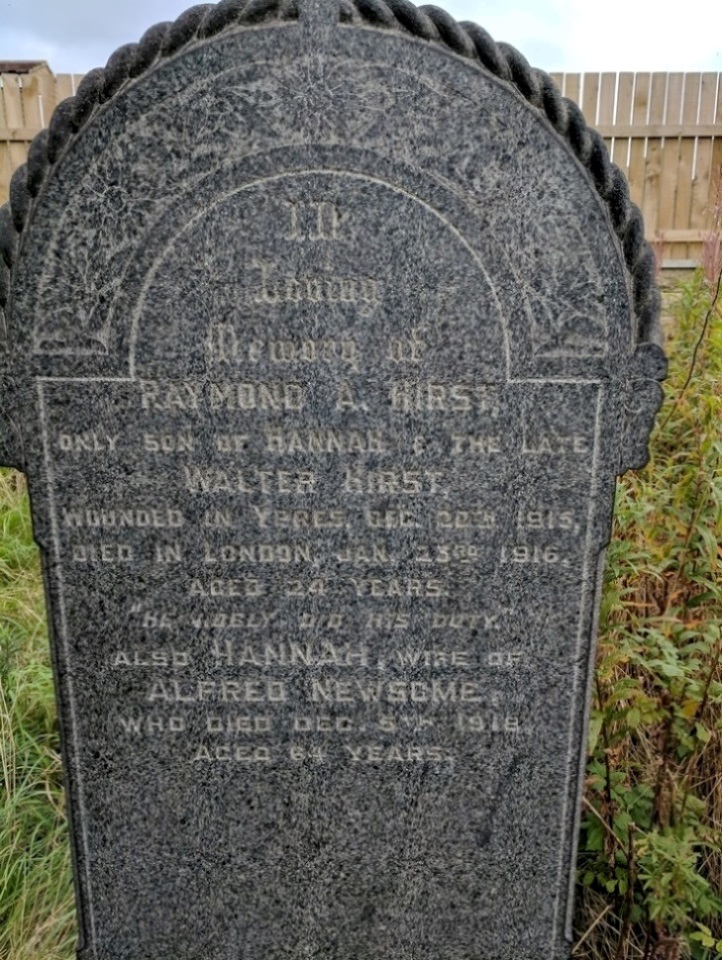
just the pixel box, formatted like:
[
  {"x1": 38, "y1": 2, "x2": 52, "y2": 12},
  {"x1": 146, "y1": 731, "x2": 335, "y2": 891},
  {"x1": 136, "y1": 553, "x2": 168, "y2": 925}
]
[
  {"x1": 0, "y1": 471, "x2": 76, "y2": 960},
  {"x1": 0, "y1": 269, "x2": 720, "y2": 959},
  {"x1": 574, "y1": 266, "x2": 722, "y2": 960}
]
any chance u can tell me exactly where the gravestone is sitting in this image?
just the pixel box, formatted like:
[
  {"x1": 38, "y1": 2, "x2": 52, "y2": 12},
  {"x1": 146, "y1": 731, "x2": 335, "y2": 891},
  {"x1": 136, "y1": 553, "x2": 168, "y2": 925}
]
[{"x1": 0, "y1": 1, "x2": 666, "y2": 958}]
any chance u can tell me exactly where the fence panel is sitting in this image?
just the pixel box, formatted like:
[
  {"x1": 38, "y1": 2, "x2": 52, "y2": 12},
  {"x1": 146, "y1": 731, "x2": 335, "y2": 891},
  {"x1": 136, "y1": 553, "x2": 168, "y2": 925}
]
[
  {"x1": 0, "y1": 67, "x2": 81, "y2": 206},
  {"x1": 692, "y1": 73, "x2": 721, "y2": 261},
  {"x1": 628, "y1": 74, "x2": 650, "y2": 216}
]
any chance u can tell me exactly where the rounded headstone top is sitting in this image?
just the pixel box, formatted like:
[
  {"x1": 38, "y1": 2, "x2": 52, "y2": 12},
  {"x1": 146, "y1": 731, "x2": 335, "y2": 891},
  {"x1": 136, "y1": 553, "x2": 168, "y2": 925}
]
[{"x1": 0, "y1": 0, "x2": 663, "y2": 361}]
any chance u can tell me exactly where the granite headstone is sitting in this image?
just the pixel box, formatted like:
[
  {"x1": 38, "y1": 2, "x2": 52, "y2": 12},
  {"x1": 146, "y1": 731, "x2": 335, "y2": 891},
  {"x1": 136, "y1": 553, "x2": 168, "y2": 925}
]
[{"x1": 0, "y1": 1, "x2": 666, "y2": 958}]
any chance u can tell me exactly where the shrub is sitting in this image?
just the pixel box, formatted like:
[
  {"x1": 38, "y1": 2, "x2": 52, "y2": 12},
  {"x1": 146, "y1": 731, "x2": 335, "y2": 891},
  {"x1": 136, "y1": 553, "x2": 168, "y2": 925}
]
[{"x1": 575, "y1": 262, "x2": 722, "y2": 960}]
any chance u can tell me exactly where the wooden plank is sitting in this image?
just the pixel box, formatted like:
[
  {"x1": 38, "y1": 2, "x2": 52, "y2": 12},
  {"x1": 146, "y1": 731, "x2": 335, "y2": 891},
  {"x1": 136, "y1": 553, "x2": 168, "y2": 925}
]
[
  {"x1": 689, "y1": 72, "x2": 719, "y2": 264},
  {"x1": 55, "y1": 73, "x2": 76, "y2": 106},
  {"x1": 650, "y1": 229, "x2": 713, "y2": 242},
  {"x1": 596, "y1": 123, "x2": 720, "y2": 138},
  {"x1": 710, "y1": 75, "x2": 722, "y2": 273},
  {"x1": 20, "y1": 71, "x2": 44, "y2": 130},
  {"x1": 612, "y1": 73, "x2": 635, "y2": 185},
  {"x1": 671, "y1": 74, "x2": 701, "y2": 260},
  {"x1": 582, "y1": 72, "x2": 600, "y2": 126},
  {"x1": 549, "y1": 72, "x2": 563, "y2": 92},
  {"x1": 36, "y1": 67, "x2": 58, "y2": 128},
  {"x1": 1, "y1": 74, "x2": 25, "y2": 128},
  {"x1": 0, "y1": 142, "x2": 11, "y2": 206},
  {"x1": 1, "y1": 74, "x2": 30, "y2": 194},
  {"x1": 0, "y1": 71, "x2": 82, "y2": 201},
  {"x1": 641, "y1": 74, "x2": 668, "y2": 245},
  {"x1": 598, "y1": 74, "x2": 617, "y2": 125},
  {"x1": 0, "y1": 126, "x2": 39, "y2": 140},
  {"x1": 712, "y1": 73, "x2": 722, "y2": 173},
  {"x1": 598, "y1": 73, "x2": 617, "y2": 155},
  {"x1": 655, "y1": 73, "x2": 684, "y2": 259},
  {"x1": 627, "y1": 74, "x2": 651, "y2": 213},
  {"x1": 8, "y1": 139, "x2": 28, "y2": 185},
  {"x1": 563, "y1": 73, "x2": 581, "y2": 107}
]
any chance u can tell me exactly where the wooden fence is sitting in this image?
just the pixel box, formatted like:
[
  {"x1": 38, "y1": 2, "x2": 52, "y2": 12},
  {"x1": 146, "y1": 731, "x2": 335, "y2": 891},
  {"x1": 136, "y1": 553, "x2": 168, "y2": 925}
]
[
  {"x1": 551, "y1": 72, "x2": 722, "y2": 267},
  {"x1": 1, "y1": 64, "x2": 84, "y2": 216},
  {"x1": 1, "y1": 65, "x2": 721, "y2": 267}
]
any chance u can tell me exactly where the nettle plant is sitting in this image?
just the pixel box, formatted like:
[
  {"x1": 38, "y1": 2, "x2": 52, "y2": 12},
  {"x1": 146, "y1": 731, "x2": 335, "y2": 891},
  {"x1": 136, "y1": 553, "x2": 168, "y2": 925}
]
[{"x1": 575, "y1": 191, "x2": 722, "y2": 960}]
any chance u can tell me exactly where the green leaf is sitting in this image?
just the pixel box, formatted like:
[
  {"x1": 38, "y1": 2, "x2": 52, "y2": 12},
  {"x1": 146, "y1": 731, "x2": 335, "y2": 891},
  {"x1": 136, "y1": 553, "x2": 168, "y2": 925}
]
[
  {"x1": 687, "y1": 591, "x2": 717, "y2": 607},
  {"x1": 587, "y1": 714, "x2": 603, "y2": 753},
  {"x1": 627, "y1": 707, "x2": 642, "y2": 728},
  {"x1": 695, "y1": 722, "x2": 712, "y2": 744},
  {"x1": 690, "y1": 932, "x2": 716, "y2": 948}
]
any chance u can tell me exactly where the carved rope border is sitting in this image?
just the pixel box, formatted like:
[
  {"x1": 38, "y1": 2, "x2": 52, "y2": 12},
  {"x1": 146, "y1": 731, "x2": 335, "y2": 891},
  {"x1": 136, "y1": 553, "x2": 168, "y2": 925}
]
[{"x1": 0, "y1": 0, "x2": 662, "y2": 353}]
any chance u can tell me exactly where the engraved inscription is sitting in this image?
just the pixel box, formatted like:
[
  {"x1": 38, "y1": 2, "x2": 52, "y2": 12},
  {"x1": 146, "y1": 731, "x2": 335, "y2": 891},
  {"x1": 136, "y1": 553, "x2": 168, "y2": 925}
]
[
  {"x1": 284, "y1": 200, "x2": 342, "y2": 242},
  {"x1": 205, "y1": 328, "x2": 360, "y2": 371},
  {"x1": 37, "y1": 177, "x2": 601, "y2": 809},
  {"x1": 137, "y1": 380, "x2": 306, "y2": 412},
  {"x1": 252, "y1": 260, "x2": 380, "y2": 316}
]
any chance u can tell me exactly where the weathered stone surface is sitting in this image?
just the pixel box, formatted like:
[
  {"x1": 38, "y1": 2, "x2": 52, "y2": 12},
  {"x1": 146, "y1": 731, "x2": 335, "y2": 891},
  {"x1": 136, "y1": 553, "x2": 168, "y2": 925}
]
[{"x1": 0, "y1": 2, "x2": 665, "y2": 959}]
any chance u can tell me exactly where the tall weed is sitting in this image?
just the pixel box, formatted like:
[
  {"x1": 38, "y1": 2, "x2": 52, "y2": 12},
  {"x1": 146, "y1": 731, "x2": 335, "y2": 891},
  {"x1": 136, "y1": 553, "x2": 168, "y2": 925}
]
[
  {"x1": 575, "y1": 255, "x2": 722, "y2": 959},
  {"x1": 0, "y1": 472, "x2": 76, "y2": 960}
]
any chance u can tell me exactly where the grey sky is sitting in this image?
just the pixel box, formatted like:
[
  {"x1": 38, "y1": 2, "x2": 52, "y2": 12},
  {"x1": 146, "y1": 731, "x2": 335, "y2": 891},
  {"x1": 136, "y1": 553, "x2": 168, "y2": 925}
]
[{"x1": 2, "y1": 0, "x2": 721, "y2": 75}]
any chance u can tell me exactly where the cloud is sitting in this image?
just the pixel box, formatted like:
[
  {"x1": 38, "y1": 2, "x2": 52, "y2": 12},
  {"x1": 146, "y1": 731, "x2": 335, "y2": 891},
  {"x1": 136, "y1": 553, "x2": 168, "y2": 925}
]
[
  {"x1": 2, "y1": 0, "x2": 720, "y2": 74},
  {"x1": 445, "y1": 0, "x2": 721, "y2": 71},
  {"x1": 2, "y1": 0, "x2": 196, "y2": 72},
  {"x1": 559, "y1": 0, "x2": 721, "y2": 71}
]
